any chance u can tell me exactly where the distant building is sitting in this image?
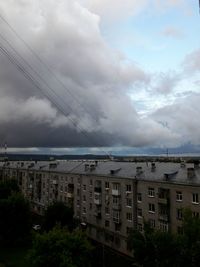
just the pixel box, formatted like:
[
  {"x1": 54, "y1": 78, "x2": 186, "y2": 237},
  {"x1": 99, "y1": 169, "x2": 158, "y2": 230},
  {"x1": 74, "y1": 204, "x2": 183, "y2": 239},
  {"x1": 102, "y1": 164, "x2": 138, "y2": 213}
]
[{"x1": 1, "y1": 159, "x2": 200, "y2": 255}]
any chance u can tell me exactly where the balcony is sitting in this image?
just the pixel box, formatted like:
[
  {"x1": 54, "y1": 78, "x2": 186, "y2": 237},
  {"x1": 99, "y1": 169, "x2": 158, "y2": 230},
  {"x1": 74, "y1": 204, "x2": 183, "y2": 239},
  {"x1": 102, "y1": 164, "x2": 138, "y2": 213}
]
[
  {"x1": 68, "y1": 184, "x2": 74, "y2": 191},
  {"x1": 112, "y1": 203, "x2": 121, "y2": 210},
  {"x1": 158, "y1": 198, "x2": 169, "y2": 205},
  {"x1": 113, "y1": 217, "x2": 121, "y2": 224},
  {"x1": 158, "y1": 188, "x2": 170, "y2": 205},
  {"x1": 67, "y1": 192, "x2": 73, "y2": 198},
  {"x1": 94, "y1": 210, "x2": 101, "y2": 218},
  {"x1": 158, "y1": 214, "x2": 169, "y2": 222},
  {"x1": 94, "y1": 192, "x2": 101, "y2": 205},
  {"x1": 112, "y1": 189, "x2": 120, "y2": 196},
  {"x1": 94, "y1": 198, "x2": 101, "y2": 205},
  {"x1": 94, "y1": 187, "x2": 102, "y2": 193},
  {"x1": 52, "y1": 180, "x2": 58, "y2": 185}
]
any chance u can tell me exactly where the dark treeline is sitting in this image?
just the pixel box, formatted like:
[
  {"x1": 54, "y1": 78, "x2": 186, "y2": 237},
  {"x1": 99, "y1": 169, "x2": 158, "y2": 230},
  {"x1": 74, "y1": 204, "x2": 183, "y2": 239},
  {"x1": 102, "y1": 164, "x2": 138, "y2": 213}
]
[{"x1": 127, "y1": 209, "x2": 200, "y2": 267}]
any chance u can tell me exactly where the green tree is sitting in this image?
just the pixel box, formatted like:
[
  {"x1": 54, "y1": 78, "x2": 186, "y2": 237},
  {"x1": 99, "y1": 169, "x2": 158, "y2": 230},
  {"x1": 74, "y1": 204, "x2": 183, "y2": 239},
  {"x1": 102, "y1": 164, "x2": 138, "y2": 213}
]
[
  {"x1": 27, "y1": 227, "x2": 93, "y2": 267},
  {"x1": 179, "y1": 209, "x2": 200, "y2": 266},
  {"x1": 43, "y1": 202, "x2": 74, "y2": 231},
  {"x1": 127, "y1": 223, "x2": 157, "y2": 267},
  {"x1": 0, "y1": 179, "x2": 19, "y2": 199},
  {"x1": 127, "y1": 222, "x2": 181, "y2": 267},
  {"x1": 0, "y1": 193, "x2": 31, "y2": 246}
]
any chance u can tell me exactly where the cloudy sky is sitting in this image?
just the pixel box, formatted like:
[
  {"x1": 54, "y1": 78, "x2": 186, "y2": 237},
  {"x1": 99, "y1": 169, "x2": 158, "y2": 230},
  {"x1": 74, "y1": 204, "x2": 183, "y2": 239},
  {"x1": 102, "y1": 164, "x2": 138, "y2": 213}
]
[{"x1": 0, "y1": 0, "x2": 199, "y2": 154}]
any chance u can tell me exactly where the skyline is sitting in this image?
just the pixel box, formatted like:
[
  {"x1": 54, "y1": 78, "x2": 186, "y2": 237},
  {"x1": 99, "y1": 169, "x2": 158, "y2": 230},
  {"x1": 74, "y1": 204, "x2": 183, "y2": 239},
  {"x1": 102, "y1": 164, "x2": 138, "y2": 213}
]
[{"x1": 0, "y1": 0, "x2": 199, "y2": 153}]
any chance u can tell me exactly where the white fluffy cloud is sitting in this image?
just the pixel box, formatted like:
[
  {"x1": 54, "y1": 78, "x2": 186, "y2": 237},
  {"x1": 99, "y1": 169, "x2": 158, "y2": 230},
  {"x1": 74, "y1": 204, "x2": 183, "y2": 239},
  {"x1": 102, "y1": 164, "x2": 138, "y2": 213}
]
[
  {"x1": 82, "y1": 0, "x2": 147, "y2": 21},
  {"x1": 183, "y1": 49, "x2": 200, "y2": 73}
]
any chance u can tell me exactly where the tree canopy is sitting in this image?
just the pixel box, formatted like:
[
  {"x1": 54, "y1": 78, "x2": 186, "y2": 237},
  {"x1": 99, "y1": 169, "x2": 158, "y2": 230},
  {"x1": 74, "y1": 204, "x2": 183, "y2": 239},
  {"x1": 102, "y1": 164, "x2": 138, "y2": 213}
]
[
  {"x1": 0, "y1": 179, "x2": 19, "y2": 199},
  {"x1": 0, "y1": 179, "x2": 31, "y2": 247},
  {"x1": 43, "y1": 201, "x2": 74, "y2": 231},
  {"x1": 128, "y1": 210, "x2": 200, "y2": 267},
  {"x1": 27, "y1": 227, "x2": 93, "y2": 267}
]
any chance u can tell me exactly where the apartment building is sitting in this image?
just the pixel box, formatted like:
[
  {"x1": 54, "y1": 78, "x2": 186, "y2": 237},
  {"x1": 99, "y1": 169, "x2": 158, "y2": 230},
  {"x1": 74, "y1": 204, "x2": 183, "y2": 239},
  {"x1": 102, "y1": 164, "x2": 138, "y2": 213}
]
[{"x1": 1, "y1": 159, "x2": 200, "y2": 255}]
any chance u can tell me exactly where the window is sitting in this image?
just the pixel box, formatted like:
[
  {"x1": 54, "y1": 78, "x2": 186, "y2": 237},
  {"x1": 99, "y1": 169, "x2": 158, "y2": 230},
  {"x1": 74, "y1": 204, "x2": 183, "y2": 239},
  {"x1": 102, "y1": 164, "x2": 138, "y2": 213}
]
[
  {"x1": 105, "y1": 220, "x2": 110, "y2": 227},
  {"x1": 113, "y1": 183, "x2": 120, "y2": 190},
  {"x1": 177, "y1": 208, "x2": 183, "y2": 220},
  {"x1": 105, "y1": 207, "x2": 110, "y2": 215},
  {"x1": 83, "y1": 207, "x2": 86, "y2": 214},
  {"x1": 149, "y1": 219, "x2": 155, "y2": 228},
  {"x1": 192, "y1": 193, "x2": 199, "y2": 204},
  {"x1": 89, "y1": 203, "x2": 92, "y2": 210},
  {"x1": 159, "y1": 221, "x2": 168, "y2": 232},
  {"x1": 77, "y1": 188, "x2": 80, "y2": 196},
  {"x1": 138, "y1": 223, "x2": 143, "y2": 232},
  {"x1": 126, "y1": 184, "x2": 132, "y2": 192},
  {"x1": 113, "y1": 196, "x2": 120, "y2": 204},
  {"x1": 89, "y1": 191, "x2": 92, "y2": 198},
  {"x1": 89, "y1": 179, "x2": 93, "y2": 186},
  {"x1": 126, "y1": 212, "x2": 132, "y2": 221},
  {"x1": 113, "y1": 211, "x2": 120, "y2": 220},
  {"x1": 149, "y1": 203, "x2": 155, "y2": 213},
  {"x1": 176, "y1": 191, "x2": 182, "y2": 201},
  {"x1": 105, "y1": 182, "x2": 109, "y2": 189},
  {"x1": 137, "y1": 193, "x2": 142, "y2": 202},
  {"x1": 126, "y1": 198, "x2": 132, "y2": 207},
  {"x1": 148, "y1": 187, "x2": 155, "y2": 197},
  {"x1": 138, "y1": 208, "x2": 142, "y2": 217},
  {"x1": 83, "y1": 195, "x2": 86, "y2": 202},
  {"x1": 78, "y1": 177, "x2": 81, "y2": 184},
  {"x1": 83, "y1": 184, "x2": 86, "y2": 191}
]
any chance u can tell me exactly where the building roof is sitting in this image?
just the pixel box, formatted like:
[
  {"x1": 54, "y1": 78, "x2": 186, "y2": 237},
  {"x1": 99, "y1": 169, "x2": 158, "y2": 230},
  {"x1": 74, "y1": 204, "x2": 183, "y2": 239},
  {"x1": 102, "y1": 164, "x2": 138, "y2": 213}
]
[{"x1": 1, "y1": 160, "x2": 200, "y2": 185}]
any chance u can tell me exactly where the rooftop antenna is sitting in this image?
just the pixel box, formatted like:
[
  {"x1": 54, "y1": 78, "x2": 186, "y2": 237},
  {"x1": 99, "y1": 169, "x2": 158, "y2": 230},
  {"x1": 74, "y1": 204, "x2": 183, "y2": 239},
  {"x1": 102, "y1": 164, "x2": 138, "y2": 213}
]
[
  {"x1": 109, "y1": 152, "x2": 114, "y2": 161},
  {"x1": 4, "y1": 142, "x2": 7, "y2": 157}
]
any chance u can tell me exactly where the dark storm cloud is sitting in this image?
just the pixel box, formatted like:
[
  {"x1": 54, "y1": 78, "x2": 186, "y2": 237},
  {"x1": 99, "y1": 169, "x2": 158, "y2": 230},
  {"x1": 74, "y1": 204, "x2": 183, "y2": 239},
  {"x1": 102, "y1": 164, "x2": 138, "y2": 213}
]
[{"x1": 0, "y1": 0, "x2": 194, "y2": 148}]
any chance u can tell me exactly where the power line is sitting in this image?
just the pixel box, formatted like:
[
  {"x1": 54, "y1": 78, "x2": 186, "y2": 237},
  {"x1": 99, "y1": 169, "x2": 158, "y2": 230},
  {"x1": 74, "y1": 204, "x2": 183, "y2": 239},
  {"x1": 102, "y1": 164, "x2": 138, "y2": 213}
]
[
  {"x1": 0, "y1": 26, "x2": 110, "y2": 157},
  {"x1": 0, "y1": 13, "x2": 96, "y2": 123},
  {"x1": 0, "y1": 43, "x2": 97, "y2": 148}
]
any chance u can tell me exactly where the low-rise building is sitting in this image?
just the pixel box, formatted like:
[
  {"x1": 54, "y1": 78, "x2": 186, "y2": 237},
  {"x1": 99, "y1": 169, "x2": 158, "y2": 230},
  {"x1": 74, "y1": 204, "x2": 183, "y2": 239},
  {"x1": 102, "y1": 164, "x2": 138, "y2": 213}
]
[{"x1": 1, "y1": 159, "x2": 200, "y2": 255}]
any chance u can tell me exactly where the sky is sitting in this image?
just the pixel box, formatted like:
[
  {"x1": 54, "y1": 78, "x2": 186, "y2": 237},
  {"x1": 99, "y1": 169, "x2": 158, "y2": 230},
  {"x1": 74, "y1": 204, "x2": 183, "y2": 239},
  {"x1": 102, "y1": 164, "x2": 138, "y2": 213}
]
[{"x1": 0, "y1": 0, "x2": 199, "y2": 155}]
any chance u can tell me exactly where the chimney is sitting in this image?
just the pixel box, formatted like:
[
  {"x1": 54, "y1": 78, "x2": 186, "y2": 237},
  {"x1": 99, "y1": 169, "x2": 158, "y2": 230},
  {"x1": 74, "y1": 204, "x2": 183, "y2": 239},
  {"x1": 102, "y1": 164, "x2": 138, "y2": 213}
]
[
  {"x1": 151, "y1": 162, "x2": 156, "y2": 172},
  {"x1": 180, "y1": 161, "x2": 185, "y2": 168},
  {"x1": 85, "y1": 164, "x2": 89, "y2": 171},
  {"x1": 194, "y1": 160, "x2": 199, "y2": 169},
  {"x1": 136, "y1": 166, "x2": 143, "y2": 174},
  {"x1": 90, "y1": 164, "x2": 95, "y2": 171}
]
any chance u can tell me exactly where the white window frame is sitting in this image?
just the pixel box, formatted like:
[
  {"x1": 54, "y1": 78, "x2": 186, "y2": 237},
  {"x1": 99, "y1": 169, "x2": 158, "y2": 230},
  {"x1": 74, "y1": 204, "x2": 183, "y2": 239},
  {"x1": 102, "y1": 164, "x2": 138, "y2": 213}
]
[
  {"x1": 126, "y1": 184, "x2": 132, "y2": 192},
  {"x1": 137, "y1": 193, "x2": 142, "y2": 202},
  {"x1": 192, "y1": 193, "x2": 199, "y2": 204},
  {"x1": 177, "y1": 208, "x2": 183, "y2": 220},
  {"x1": 149, "y1": 203, "x2": 155, "y2": 213},
  {"x1": 126, "y1": 198, "x2": 132, "y2": 207},
  {"x1": 126, "y1": 212, "x2": 132, "y2": 221},
  {"x1": 176, "y1": 191, "x2": 182, "y2": 202},
  {"x1": 148, "y1": 187, "x2": 155, "y2": 197}
]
